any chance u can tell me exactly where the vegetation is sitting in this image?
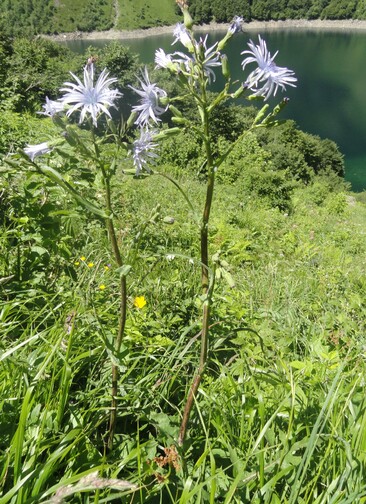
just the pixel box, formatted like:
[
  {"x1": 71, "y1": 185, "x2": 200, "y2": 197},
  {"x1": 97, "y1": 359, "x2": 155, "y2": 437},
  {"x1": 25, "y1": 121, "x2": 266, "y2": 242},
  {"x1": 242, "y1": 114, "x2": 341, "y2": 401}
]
[
  {"x1": 115, "y1": 0, "x2": 181, "y2": 30},
  {"x1": 1, "y1": 16, "x2": 366, "y2": 504},
  {"x1": 1, "y1": 0, "x2": 366, "y2": 36}
]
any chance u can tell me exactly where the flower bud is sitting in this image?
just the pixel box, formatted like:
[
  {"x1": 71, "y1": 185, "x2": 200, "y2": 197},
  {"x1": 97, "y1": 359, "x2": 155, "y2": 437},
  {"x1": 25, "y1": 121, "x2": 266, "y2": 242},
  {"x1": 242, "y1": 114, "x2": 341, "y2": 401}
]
[
  {"x1": 172, "y1": 116, "x2": 187, "y2": 125},
  {"x1": 182, "y1": 7, "x2": 194, "y2": 30},
  {"x1": 126, "y1": 111, "x2": 138, "y2": 129},
  {"x1": 232, "y1": 82, "x2": 247, "y2": 99},
  {"x1": 221, "y1": 54, "x2": 230, "y2": 79},
  {"x1": 169, "y1": 104, "x2": 183, "y2": 117},
  {"x1": 159, "y1": 96, "x2": 170, "y2": 106},
  {"x1": 217, "y1": 33, "x2": 230, "y2": 52},
  {"x1": 153, "y1": 127, "x2": 181, "y2": 140}
]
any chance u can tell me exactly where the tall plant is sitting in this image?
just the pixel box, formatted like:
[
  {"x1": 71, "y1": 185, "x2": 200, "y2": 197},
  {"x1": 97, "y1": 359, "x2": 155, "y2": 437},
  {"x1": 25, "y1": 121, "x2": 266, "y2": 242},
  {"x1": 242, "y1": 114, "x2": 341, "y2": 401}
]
[
  {"x1": 152, "y1": 0, "x2": 296, "y2": 445},
  {"x1": 15, "y1": 59, "x2": 176, "y2": 450},
  {"x1": 14, "y1": 0, "x2": 296, "y2": 450}
]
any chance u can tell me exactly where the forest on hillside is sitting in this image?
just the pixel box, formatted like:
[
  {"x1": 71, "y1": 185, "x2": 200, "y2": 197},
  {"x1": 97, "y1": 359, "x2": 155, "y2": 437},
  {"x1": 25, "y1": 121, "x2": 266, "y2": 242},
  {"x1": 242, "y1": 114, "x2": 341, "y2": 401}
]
[{"x1": 0, "y1": 0, "x2": 364, "y2": 36}]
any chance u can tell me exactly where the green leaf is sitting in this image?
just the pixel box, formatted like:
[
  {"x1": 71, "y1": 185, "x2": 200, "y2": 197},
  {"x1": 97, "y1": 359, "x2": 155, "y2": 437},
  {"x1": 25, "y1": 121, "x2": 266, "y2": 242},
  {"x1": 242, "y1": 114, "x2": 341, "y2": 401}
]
[
  {"x1": 37, "y1": 164, "x2": 108, "y2": 219},
  {"x1": 116, "y1": 265, "x2": 132, "y2": 277}
]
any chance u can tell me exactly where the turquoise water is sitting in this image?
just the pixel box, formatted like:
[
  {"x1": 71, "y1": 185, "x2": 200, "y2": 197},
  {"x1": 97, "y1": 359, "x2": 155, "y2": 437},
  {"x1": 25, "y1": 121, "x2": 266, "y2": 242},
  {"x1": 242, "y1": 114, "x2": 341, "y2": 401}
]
[{"x1": 64, "y1": 29, "x2": 366, "y2": 191}]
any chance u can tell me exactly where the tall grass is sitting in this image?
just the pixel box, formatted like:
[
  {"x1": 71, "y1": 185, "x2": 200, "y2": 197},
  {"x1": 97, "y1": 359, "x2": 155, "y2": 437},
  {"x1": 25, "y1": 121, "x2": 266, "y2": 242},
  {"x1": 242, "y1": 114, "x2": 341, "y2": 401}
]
[{"x1": 1, "y1": 168, "x2": 366, "y2": 502}]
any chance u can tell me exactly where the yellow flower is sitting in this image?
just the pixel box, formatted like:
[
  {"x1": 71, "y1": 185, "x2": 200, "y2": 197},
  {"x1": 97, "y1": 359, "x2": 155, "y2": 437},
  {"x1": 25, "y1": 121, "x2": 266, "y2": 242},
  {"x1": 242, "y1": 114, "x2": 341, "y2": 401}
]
[
  {"x1": 80, "y1": 256, "x2": 86, "y2": 261},
  {"x1": 134, "y1": 296, "x2": 147, "y2": 309},
  {"x1": 104, "y1": 265, "x2": 110, "y2": 271},
  {"x1": 74, "y1": 261, "x2": 80, "y2": 266},
  {"x1": 87, "y1": 262, "x2": 94, "y2": 268},
  {"x1": 99, "y1": 284, "x2": 106, "y2": 290}
]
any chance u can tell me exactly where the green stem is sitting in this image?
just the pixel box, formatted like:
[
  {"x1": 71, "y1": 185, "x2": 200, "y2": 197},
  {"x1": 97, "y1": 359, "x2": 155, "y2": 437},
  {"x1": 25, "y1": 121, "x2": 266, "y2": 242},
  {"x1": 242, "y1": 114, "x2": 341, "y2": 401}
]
[
  {"x1": 101, "y1": 166, "x2": 127, "y2": 452},
  {"x1": 153, "y1": 170, "x2": 200, "y2": 225},
  {"x1": 178, "y1": 95, "x2": 215, "y2": 446}
]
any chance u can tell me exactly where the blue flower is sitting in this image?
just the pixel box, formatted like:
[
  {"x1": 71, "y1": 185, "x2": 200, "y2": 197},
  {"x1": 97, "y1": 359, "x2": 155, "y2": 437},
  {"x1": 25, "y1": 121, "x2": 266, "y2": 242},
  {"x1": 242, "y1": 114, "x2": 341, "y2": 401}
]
[
  {"x1": 60, "y1": 63, "x2": 121, "y2": 126},
  {"x1": 241, "y1": 36, "x2": 297, "y2": 100},
  {"x1": 24, "y1": 142, "x2": 52, "y2": 161},
  {"x1": 132, "y1": 128, "x2": 159, "y2": 175},
  {"x1": 129, "y1": 67, "x2": 167, "y2": 127}
]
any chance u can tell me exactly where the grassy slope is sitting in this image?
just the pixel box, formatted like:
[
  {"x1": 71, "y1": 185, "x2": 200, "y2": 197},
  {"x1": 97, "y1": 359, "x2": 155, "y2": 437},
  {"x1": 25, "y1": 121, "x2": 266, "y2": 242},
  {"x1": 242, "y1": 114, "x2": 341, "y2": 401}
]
[
  {"x1": 116, "y1": 0, "x2": 180, "y2": 30},
  {"x1": 2, "y1": 164, "x2": 366, "y2": 501},
  {"x1": 50, "y1": 0, "x2": 179, "y2": 32},
  {"x1": 51, "y1": 0, "x2": 114, "y2": 33}
]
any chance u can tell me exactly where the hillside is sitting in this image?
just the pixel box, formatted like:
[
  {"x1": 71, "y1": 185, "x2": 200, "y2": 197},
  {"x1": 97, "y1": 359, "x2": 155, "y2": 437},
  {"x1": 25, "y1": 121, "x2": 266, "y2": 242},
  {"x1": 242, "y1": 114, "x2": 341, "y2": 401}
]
[
  {"x1": 0, "y1": 0, "x2": 366, "y2": 36},
  {"x1": 2, "y1": 14, "x2": 366, "y2": 502}
]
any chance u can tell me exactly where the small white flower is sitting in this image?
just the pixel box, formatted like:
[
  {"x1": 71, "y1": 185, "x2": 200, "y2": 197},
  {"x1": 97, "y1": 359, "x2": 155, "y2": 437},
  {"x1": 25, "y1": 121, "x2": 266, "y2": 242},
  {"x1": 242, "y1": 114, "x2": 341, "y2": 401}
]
[
  {"x1": 129, "y1": 67, "x2": 167, "y2": 127},
  {"x1": 164, "y1": 36, "x2": 221, "y2": 84},
  {"x1": 155, "y1": 48, "x2": 175, "y2": 70},
  {"x1": 59, "y1": 64, "x2": 122, "y2": 126},
  {"x1": 241, "y1": 35, "x2": 297, "y2": 100},
  {"x1": 132, "y1": 128, "x2": 159, "y2": 175},
  {"x1": 172, "y1": 23, "x2": 192, "y2": 48},
  {"x1": 228, "y1": 16, "x2": 244, "y2": 35},
  {"x1": 24, "y1": 141, "x2": 52, "y2": 161},
  {"x1": 198, "y1": 35, "x2": 221, "y2": 83},
  {"x1": 155, "y1": 48, "x2": 191, "y2": 74},
  {"x1": 39, "y1": 96, "x2": 64, "y2": 117}
]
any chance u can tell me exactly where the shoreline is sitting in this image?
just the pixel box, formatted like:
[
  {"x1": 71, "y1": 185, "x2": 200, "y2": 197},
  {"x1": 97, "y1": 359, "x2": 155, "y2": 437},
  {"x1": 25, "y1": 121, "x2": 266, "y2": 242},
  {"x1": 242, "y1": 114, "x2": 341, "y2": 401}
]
[{"x1": 44, "y1": 19, "x2": 366, "y2": 42}]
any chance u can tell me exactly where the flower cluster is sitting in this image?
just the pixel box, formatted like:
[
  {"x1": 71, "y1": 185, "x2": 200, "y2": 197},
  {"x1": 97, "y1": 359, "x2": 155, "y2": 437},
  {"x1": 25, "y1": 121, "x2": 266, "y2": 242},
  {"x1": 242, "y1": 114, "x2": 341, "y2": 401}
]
[
  {"x1": 24, "y1": 62, "x2": 123, "y2": 161},
  {"x1": 154, "y1": 19, "x2": 296, "y2": 101},
  {"x1": 23, "y1": 15, "x2": 297, "y2": 173},
  {"x1": 155, "y1": 28, "x2": 221, "y2": 84}
]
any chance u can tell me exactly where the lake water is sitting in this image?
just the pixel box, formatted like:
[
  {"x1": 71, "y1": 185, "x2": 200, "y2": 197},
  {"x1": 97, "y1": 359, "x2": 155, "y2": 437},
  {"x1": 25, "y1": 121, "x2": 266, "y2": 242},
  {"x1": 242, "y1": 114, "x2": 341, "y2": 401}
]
[{"x1": 63, "y1": 29, "x2": 366, "y2": 191}]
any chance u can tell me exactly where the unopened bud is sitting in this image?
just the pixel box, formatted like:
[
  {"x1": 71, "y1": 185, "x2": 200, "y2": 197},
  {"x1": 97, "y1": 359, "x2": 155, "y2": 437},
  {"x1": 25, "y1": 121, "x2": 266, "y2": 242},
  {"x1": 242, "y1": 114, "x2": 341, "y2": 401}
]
[
  {"x1": 217, "y1": 33, "x2": 231, "y2": 52},
  {"x1": 169, "y1": 104, "x2": 183, "y2": 117},
  {"x1": 221, "y1": 54, "x2": 230, "y2": 79},
  {"x1": 126, "y1": 111, "x2": 138, "y2": 129},
  {"x1": 172, "y1": 116, "x2": 187, "y2": 125},
  {"x1": 232, "y1": 82, "x2": 247, "y2": 99},
  {"x1": 159, "y1": 96, "x2": 169, "y2": 106},
  {"x1": 153, "y1": 127, "x2": 181, "y2": 140},
  {"x1": 182, "y1": 7, "x2": 194, "y2": 30}
]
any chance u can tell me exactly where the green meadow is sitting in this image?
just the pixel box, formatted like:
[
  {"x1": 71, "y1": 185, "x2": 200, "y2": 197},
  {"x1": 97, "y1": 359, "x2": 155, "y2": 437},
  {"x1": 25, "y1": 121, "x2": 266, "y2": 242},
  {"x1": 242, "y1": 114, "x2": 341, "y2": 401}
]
[
  {"x1": 1, "y1": 22, "x2": 366, "y2": 504},
  {"x1": 116, "y1": 0, "x2": 180, "y2": 30}
]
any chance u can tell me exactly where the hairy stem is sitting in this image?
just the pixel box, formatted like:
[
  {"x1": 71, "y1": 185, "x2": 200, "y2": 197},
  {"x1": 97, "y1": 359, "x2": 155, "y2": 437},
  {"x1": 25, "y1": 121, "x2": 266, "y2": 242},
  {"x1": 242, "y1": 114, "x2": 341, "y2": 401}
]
[
  {"x1": 178, "y1": 99, "x2": 215, "y2": 446},
  {"x1": 102, "y1": 168, "x2": 127, "y2": 451}
]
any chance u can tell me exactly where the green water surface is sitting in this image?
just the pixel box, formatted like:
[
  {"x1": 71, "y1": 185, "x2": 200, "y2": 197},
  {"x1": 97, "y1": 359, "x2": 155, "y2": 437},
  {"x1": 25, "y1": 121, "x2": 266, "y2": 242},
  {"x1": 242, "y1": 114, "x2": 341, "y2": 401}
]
[{"x1": 64, "y1": 28, "x2": 366, "y2": 191}]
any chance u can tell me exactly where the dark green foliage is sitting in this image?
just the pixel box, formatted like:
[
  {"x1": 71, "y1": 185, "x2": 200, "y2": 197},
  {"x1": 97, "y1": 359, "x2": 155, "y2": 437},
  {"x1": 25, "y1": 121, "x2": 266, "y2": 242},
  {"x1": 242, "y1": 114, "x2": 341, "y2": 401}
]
[
  {"x1": 74, "y1": 0, "x2": 113, "y2": 32},
  {"x1": 255, "y1": 120, "x2": 345, "y2": 182},
  {"x1": 1, "y1": 0, "x2": 366, "y2": 36},
  {"x1": 0, "y1": 37, "x2": 139, "y2": 114},
  {"x1": 1, "y1": 38, "x2": 83, "y2": 113},
  {"x1": 0, "y1": 169, "x2": 77, "y2": 292},
  {"x1": 211, "y1": 1, "x2": 241, "y2": 23},
  {"x1": 321, "y1": 0, "x2": 357, "y2": 18},
  {"x1": 159, "y1": 99, "x2": 344, "y2": 213},
  {"x1": 0, "y1": 0, "x2": 55, "y2": 37},
  {"x1": 188, "y1": 0, "x2": 366, "y2": 22},
  {"x1": 189, "y1": 0, "x2": 212, "y2": 24},
  {"x1": 0, "y1": 0, "x2": 113, "y2": 36},
  {"x1": 242, "y1": 164, "x2": 296, "y2": 211},
  {"x1": 85, "y1": 41, "x2": 140, "y2": 90}
]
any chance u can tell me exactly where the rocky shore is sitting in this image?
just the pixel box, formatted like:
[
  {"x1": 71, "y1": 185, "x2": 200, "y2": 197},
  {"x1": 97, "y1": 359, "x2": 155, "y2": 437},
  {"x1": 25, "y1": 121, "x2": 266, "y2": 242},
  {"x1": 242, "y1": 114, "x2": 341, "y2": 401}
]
[{"x1": 45, "y1": 19, "x2": 366, "y2": 42}]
